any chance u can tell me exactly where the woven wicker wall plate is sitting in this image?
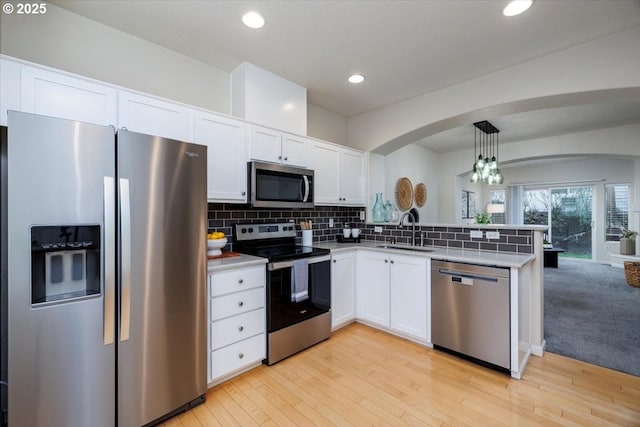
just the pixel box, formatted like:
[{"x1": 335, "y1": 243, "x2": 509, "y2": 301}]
[
  {"x1": 415, "y1": 183, "x2": 427, "y2": 207},
  {"x1": 395, "y1": 177, "x2": 413, "y2": 211}
]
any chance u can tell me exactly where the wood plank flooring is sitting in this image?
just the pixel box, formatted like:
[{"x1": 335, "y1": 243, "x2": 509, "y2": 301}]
[{"x1": 160, "y1": 323, "x2": 640, "y2": 426}]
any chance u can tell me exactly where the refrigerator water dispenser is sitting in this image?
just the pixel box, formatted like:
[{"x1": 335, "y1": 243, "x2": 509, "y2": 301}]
[{"x1": 30, "y1": 225, "x2": 101, "y2": 305}]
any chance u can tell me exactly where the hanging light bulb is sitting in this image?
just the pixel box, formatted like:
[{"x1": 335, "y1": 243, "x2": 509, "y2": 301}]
[
  {"x1": 494, "y1": 169, "x2": 504, "y2": 185},
  {"x1": 471, "y1": 120, "x2": 504, "y2": 184},
  {"x1": 471, "y1": 164, "x2": 479, "y2": 183}
]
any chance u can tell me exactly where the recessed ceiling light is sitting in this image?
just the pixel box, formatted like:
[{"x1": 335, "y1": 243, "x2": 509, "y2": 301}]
[
  {"x1": 348, "y1": 74, "x2": 365, "y2": 84},
  {"x1": 503, "y1": 0, "x2": 533, "y2": 17},
  {"x1": 242, "y1": 11, "x2": 265, "y2": 29}
]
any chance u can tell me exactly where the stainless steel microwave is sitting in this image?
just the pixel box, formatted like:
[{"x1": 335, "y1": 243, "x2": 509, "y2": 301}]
[{"x1": 248, "y1": 161, "x2": 314, "y2": 208}]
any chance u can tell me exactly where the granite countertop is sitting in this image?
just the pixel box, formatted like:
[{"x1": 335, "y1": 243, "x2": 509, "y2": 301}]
[
  {"x1": 207, "y1": 253, "x2": 267, "y2": 273},
  {"x1": 313, "y1": 241, "x2": 534, "y2": 269}
]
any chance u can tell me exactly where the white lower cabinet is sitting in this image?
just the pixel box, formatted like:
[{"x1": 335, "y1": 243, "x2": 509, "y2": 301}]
[
  {"x1": 356, "y1": 251, "x2": 390, "y2": 327},
  {"x1": 390, "y1": 255, "x2": 429, "y2": 341},
  {"x1": 208, "y1": 264, "x2": 266, "y2": 386},
  {"x1": 331, "y1": 251, "x2": 356, "y2": 328},
  {"x1": 356, "y1": 250, "x2": 429, "y2": 341}
]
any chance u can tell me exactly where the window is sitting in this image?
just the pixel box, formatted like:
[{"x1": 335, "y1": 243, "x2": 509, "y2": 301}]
[
  {"x1": 488, "y1": 190, "x2": 505, "y2": 224},
  {"x1": 605, "y1": 183, "x2": 630, "y2": 241}
]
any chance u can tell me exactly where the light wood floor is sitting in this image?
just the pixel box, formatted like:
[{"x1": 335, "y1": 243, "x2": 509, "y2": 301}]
[{"x1": 160, "y1": 323, "x2": 640, "y2": 426}]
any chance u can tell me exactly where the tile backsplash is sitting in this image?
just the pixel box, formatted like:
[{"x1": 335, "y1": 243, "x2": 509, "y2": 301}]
[
  {"x1": 207, "y1": 203, "x2": 364, "y2": 249},
  {"x1": 207, "y1": 203, "x2": 533, "y2": 254}
]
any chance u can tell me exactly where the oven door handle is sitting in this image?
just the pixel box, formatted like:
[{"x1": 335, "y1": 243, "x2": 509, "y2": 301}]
[{"x1": 268, "y1": 254, "x2": 331, "y2": 271}]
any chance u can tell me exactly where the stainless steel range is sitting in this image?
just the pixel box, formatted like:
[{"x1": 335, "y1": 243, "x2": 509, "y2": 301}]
[{"x1": 233, "y1": 223, "x2": 331, "y2": 365}]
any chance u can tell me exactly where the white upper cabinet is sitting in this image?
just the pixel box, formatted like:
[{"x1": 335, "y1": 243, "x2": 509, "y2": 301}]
[
  {"x1": 247, "y1": 124, "x2": 308, "y2": 168},
  {"x1": 247, "y1": 125, "x2": 282, "y2": 164},
  {"x1": 310, "y1": 140, "x2": 365, "y2": 206},
  {"x1": 193, "y1": 111, "x2": 248, "y2": 203},
  {"x1": 282, "y1": 133, "x2": 310, "y2": 167},
  {"x1": 118, "y1": 90, "x2": 192, "y2": 142},
  {"x1": 231, "y1": 62, "x2": 307, "y2": 136},
  {"x1": 20, "y1": 64, "x2": 117, "y2": 126},
  {"x1": 310, "y1": 142, "x2": 341, "y2": 204},
  {"x1": 339, "y1": 148, "x2": 366, "y2": 206}
]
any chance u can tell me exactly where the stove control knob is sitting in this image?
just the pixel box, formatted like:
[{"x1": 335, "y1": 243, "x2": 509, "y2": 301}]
[
  {"x1": 248, "y1": 227, "x2": 254, "y2": 233},
  {"x1": 241, "y1": 228, "x2": 247, "y2": 234}
]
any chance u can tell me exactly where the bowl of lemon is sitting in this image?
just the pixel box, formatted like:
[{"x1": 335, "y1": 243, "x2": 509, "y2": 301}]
[{"x1": 207, "y1": 231, "x2": 227, "y2": 257}]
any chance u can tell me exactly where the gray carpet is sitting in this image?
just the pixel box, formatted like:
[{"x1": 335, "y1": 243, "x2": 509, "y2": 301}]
[{"x1": 544, "y1": 258, "x2": 640, "y2": 377}]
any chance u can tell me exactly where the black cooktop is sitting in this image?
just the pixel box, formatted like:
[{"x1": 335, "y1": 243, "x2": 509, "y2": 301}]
[{"x1": 238, "y1": 244, "x2": 330, "y2": 262}]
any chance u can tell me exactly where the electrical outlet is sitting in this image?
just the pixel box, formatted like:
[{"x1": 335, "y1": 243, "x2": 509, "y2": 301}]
[
  {"x1": 470, "y1": 230, "x2": 483, "y2": 239},
  {"x1": 329, "y1": 218, "x2": 334, "y2": 228},
  {"x1": 360, "y1": 210, "x2": 365, "y2": 221},
  {"x1": 374, "y1": 226, "x2": 383, "y2": 233},
  {"x1": 486, "y1": 231, "x2": 500, "y2": 240}
]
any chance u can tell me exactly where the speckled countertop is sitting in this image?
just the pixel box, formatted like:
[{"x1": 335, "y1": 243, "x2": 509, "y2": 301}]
[
  {"x1": 313, "y1": 241, "x2": 534, "y2": 269},
  {"x1": 207, "y1": 253, "x2": 267, "y2": 273}
]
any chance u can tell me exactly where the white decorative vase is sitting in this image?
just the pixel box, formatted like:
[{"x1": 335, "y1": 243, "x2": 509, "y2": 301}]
[{"x1": 619, "y1": 237, "x2": 635, "y2": 255}]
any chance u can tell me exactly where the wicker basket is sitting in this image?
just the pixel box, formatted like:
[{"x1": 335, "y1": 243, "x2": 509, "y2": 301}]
[{"x1": 623, "y1": 261, "x2": 640, "y2": 288}]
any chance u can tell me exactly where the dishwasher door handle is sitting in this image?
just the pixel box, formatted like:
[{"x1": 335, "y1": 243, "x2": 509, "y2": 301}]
[{"x1": 436, "y1": 269, "x2": 499, "y2": 284}]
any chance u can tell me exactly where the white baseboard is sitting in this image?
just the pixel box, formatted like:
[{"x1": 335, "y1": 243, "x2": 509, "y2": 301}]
[{"x1": 531, "y1": 339, "x2": 546, "y2": 356}]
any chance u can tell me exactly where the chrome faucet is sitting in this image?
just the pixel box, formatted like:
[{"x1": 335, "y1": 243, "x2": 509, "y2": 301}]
[{"x1": 399, "y1": 211, "x2": 417, "y2": 246}]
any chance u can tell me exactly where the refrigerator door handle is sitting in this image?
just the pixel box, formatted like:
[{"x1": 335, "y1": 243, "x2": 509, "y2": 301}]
[
  {"x1": 103, "y1": 177, "x2": 115, "y2": 345},
  {"x1": 120, "y1": 178, "x2": 131, "y2": 342}
]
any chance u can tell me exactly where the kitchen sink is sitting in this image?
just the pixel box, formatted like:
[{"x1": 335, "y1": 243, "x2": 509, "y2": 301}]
[{"x1": 376, "y1": 244, "x2": 435, "y2": 252}]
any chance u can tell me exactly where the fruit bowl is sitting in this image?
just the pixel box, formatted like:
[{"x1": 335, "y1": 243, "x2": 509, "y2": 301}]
[{"x1": 207, "y1": 237, "x2": 227, "y2": 257}]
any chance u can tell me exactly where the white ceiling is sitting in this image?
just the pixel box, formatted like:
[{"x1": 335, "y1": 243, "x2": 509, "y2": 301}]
[{"x1": 52, "y1": 0, "x2": 640, "y2": 150}]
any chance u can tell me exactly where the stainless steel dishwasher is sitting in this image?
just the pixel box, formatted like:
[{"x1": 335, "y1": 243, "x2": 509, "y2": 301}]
[{"x1": 431, "y1": 260, "x2": 510, "y2": 371}]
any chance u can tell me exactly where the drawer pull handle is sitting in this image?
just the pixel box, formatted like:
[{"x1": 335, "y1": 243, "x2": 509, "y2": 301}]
[
  {"x1": 384, "y1": 259, "x2": 388, "y2": 263},
  {"x1": 390, "y1": 260, "x2": 395, "y2": 264},
  {"x1": 238, "y1": 301, "x2": 244, "y2": 307},
  {"x1": 238, "y1": 279, "x2": 244, "y2": 284},
  {"x1": 238, "y1": 353, "x2": 244, "y2": 359},
  {"x1": 239, "y1": 326, "x2": 244, "y2": 332},
  {"x1": 332, "y1": 259, "x2": 336, "y2": 263}
]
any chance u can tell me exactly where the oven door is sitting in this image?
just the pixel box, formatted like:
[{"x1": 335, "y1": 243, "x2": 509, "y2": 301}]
[
  {"x1": 249, "y1": 161, "x2": 314, "y2": 208},
  {"x1": 267, "y1": 255, "x2": 330, "y2": 333}
]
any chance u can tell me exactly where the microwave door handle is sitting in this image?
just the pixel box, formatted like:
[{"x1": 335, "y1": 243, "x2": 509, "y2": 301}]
[{"x1": 302, "y1": 175, "x2": 310, "y2": 202}]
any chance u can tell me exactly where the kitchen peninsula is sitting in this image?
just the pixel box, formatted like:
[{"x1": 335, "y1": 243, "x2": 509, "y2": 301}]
[{"x1": 314, "y1": 222, "x2": 546, "y2": 379}]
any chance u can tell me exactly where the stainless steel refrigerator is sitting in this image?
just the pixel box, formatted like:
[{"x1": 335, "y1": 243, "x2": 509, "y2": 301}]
[{"x1": 1, "y1": 111, "x2": 207, "y2": 426}]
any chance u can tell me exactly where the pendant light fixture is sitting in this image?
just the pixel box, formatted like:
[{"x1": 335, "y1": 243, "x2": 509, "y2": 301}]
[{"x1": 470, "y1": 120, "x2": 503, "y2": 185}]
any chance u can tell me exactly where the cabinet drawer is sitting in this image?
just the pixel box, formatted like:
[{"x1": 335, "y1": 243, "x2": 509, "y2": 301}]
[
  {"x1": 210, "y1": 287, "x2": 264, "y2": 321},
  {"x1": 210, "y1": 334, "x2": 265, "y2": 381},
  {"x1": 211, "y1": 308, "x2": 265, "y2": 351},
  {"x1": 209, "y1": 265, "x2": 265, "y2": 297}
]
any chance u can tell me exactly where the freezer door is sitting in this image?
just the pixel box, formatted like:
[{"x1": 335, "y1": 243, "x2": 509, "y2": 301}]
[
  {"x1": 7, "y1": 111, "x2": 116, "y2": 427},
  {"x1": 117, "y1": 130, "x2": 207, "y2": 426}
]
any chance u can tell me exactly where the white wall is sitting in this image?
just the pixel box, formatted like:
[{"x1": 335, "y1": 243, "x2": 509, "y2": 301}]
[
  {"x1": 348, "y1": 26, "x2": 640, "y2": 153},
  {"x1": 381, "y1": 144, "x2": 439, "y2": 222},
  {"x1": 307, "y1": 103, "x2": 348, "y2": 145}
]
